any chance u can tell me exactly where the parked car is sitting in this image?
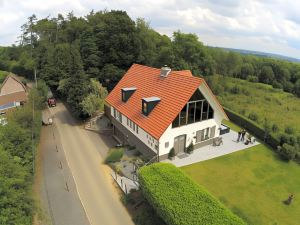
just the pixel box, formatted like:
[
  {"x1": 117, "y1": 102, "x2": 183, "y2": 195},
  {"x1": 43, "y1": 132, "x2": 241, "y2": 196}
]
[{"x1": 48, "y1": 98, "x2": 56, "y2": 107}]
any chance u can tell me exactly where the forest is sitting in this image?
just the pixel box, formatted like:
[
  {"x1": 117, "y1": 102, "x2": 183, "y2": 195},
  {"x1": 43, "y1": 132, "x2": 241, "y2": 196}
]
[{"x1": 0, "y1": 10, "x2": 299, "y2": 117}]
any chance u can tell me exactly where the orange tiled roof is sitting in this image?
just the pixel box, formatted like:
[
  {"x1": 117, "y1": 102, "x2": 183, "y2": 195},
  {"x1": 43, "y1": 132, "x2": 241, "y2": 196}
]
[{"x1": 105, "y1": 64, "x2": 204, "y2": 139}]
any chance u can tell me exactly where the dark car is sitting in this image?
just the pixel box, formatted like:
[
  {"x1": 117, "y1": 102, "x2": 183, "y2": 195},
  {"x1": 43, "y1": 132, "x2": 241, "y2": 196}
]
[{"x1": 48, "y1": 98, "x2": 56, "y2": 107}]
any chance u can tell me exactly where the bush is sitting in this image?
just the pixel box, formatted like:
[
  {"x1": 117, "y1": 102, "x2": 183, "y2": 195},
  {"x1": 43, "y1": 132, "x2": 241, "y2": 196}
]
[
  {"x1": 278, "y1": 144, "x2": 298, "y2": 161},
  {"x1": 248, "y1": 112, "x2": 259, "y2": 122},
  {"x1": 186, "y1": 142, "x2": 194, "y2": 154},
  {"x1": 168, "y1": 148, "x2": 175, "y2": 159},
  {"x1": 138, "y1": 163, "x2": 246, "y2": 225},
  {"x1": 272, "y1": 124, "x2": 279, "y2": 133},
  {"x1": 105, "y1": 148, "x2": 124, "y2": 163},
  {"x1": 246, "y1": 75, "x2": 258, "y2": 82},
  {"x1": 285, "y1": 126, "x2": 295, "y2": 134}
]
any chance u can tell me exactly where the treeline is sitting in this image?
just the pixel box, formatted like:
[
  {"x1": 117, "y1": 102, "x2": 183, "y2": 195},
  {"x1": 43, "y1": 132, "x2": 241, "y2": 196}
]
[
  {"x1": 0, "y1": 10, "x2": 300, "y2": 117},
  {"x1": 0, "y1": 82, "x2": 47, "y2": 224}
]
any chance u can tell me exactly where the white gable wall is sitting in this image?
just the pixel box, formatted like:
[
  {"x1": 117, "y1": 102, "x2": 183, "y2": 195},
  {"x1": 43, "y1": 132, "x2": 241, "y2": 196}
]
[{"x1": 158, "y1": 84, "x2": 226, "y2": 157}]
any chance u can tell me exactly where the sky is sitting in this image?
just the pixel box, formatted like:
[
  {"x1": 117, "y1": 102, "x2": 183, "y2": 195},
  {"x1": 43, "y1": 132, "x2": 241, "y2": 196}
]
[{"x1": 0, "y1": 0, "x2": 300, "y2": 59}]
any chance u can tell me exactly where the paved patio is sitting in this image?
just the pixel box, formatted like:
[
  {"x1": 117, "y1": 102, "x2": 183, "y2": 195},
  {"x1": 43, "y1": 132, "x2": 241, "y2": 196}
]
[{"x1": 163, "y1": 130, "x2": 260, "y2": 167}]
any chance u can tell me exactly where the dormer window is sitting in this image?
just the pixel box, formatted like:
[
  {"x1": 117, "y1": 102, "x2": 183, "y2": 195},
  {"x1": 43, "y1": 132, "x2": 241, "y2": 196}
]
[
  {"x1": 142, "y1": 97, "x2": 160, "y2": 116},
  {"x1": 121, "y1": 87, "x2": 136, "y2": 102}
]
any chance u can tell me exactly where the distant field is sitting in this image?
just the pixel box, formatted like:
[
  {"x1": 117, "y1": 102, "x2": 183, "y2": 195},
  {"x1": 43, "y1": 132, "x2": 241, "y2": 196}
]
[
  {"x1": 208, "y1": 75, "x2": 300, "y2": 136},
  {"x1": 182, "y1": 144, "x2": 300, "y2": 225}
]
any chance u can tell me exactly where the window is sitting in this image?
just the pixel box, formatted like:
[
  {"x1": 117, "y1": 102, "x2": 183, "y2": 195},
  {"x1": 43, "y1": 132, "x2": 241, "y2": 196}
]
[
  {"x1": 165, "y1": 142, "x2": 169, "y2": 148},
  {"x1": 118, "y1": 112, "x2": 122, "y2": 123},
  {"x1": 133, "y1": 123, "x2": 135, "y2": 132},
  {"x1": 171, "y1": 90, "x2": 214, "y2": 128},
  {"x1": 196, "y1": 127, "x2": 211, "y2": 142},
  {"x1": 113, "y1": 108, "x2": 116, "y2": 118},
  {"x1": 187, "y1": 102, "x2": 196, "y2": 124},
  {"x1": 201, "y1": 101, "x2": 208, "y2": 121},
  {"x1": 142, "y1": 102, "x2": 147, "y2": 115},
  {"x1": 127, "y1": 118, "x2": 129, "y2": 126},
  {"x1": 129, "y1": 120, "x2": 132, "y2": 128},
  {"x1": 136, "y1": 126, "x2": 139, "y2": 134},
  {"x1": 208, "y1": 105, "x2": 214, "y2": 119}
]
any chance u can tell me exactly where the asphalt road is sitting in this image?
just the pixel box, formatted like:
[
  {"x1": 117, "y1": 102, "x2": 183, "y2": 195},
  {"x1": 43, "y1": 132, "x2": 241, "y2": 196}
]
[{"x1": 42, "y1": 102, "x2": 134, "y2": 225}]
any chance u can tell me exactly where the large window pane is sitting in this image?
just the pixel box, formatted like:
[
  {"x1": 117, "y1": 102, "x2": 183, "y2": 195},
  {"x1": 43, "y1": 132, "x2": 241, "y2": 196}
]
[
  {"x1": 187, "y1": 102, "x2": 196, "y2": 124},
  {"x1": 208, "y1": 105, "x2": 214, "y2": 119},
  {"x1": 172, "y1": 114, "x2": 180, "y2": 128},
  {"x1": 179, "y1": 105, "x2": 187, "y2": 126},
  {"x1": 201, "y1": 101, "x2": 208, "y2": 120},
  {"x1": 195, "y1": 101, "x2": 202, "y2": 122}
]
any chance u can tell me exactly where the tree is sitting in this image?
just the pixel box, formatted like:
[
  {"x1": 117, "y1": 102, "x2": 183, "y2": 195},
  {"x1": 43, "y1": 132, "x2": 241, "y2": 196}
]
[
  {"x1": 259, "y1": 66, "x2": 275, "y2": 84},
  {"x1": 294, "y1": 79, "x2": 300, "y2": 97}
]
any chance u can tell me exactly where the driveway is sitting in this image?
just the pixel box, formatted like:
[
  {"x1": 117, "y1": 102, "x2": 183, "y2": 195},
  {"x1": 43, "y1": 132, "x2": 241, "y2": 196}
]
[{"x1": 42, "y1": 102, "x2": 134, "y2": 225}]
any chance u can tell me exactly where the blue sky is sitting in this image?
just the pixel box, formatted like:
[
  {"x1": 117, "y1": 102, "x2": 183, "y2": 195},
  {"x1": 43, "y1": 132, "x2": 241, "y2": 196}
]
[{"x1": 0, "y1": 0, "x2": 300, "y2": 59}]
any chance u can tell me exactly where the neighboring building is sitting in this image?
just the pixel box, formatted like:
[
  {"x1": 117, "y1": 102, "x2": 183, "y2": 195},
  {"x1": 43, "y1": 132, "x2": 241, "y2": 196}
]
[
  {"x1": 105, "y1": 64, "x2": 228, "y2": 161},
  {"x1": 0, "y1": 74, "x2": 27, "y2": 112}
]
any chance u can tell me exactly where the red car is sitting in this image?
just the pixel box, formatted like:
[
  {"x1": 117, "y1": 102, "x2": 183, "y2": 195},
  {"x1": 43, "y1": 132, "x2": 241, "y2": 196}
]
[{"x1": 48, "y1": 98, "x2": 56, "y2": 107}]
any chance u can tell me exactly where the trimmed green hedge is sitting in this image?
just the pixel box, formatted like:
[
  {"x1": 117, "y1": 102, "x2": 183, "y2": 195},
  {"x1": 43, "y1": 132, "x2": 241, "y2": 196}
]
[
  {"x1": 138, "y1": 163, "x2": 246, "y2": 225},
  {"x1": 224, "y1": 107, "x2": 280, "y2": 148}
]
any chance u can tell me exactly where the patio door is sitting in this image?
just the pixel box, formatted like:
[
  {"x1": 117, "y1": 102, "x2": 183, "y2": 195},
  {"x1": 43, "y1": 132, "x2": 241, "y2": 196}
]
[{"x1": 174, "y1": 135, "x2": 186, "y2": 155}]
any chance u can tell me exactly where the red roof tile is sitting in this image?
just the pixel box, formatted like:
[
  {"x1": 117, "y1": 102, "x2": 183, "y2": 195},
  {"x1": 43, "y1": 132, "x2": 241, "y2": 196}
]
[{"x1": 105, "y1": 64, "x2": 204, "y2": 139}]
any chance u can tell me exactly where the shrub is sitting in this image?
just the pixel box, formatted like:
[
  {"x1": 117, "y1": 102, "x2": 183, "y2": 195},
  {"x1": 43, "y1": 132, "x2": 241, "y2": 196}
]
[
  {"x1": 279, "y1": 144, "x2": 297, "y2": 161},
  {"x1": 285, "y1": 126, "x2": 295, "y2": 134},
  {"x1": 105, "y1": 148, "x2": 124, "y2": 163},
  {"x1": 230, "y1": 85, "x2": 241, "y2": 94},
  {"x1": 168, "y1": 148, "x2": 175, "y2": 159},
  {"x1": 246, "y1": 75, "x2": 258, "y2": 82},
  {"x1": 186, "y1": 142, "x2": 194, "y2": 154},
  {"x1": 138, "y1": 163, "x2": 246, "y2": 225},
  {"x1": 272, "y1": 124, "x2": 279, "y2": 133},
  {"x1": 248, "y1": 112, "x2": 259, "y2": 122}
]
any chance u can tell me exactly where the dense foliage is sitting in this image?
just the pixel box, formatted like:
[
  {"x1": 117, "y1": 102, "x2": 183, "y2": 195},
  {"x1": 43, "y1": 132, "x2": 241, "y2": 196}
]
[
  {"x1": 138, "y1": 163, "x2": 246, "y2": 225},
  {"x1": 0, "y1": 10, "x2": 299, "y2": 117},
  {"x1": 0, "y1": 83, "x2": 47, "y2": 224},
  {"x1": 206, "y1": 75, "x2": 300, "y2": 162}
]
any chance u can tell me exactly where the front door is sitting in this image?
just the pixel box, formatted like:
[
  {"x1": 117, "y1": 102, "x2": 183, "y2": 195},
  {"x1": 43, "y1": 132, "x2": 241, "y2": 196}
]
[{"x1": 174, "y1": 135, "x2": 186, "y2": 155}]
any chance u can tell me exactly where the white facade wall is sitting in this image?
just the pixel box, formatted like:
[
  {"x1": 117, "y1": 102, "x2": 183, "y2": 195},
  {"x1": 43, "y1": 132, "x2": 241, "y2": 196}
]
[
  {"x1": 158, "y1": 85, "x2": 225, "y2": 157},
  {"x1": 110, "y1": 106, "x2": 158, "y2": 154},
  {"x1": 158, "y1": 117, "x2": 222, "y2": 156}
]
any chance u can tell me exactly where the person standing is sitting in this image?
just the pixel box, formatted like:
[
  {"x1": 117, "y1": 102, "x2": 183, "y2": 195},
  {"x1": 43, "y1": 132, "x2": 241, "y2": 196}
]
[
  {"x1": 237, "y1": 130, "x2": 242, "y2": 142},
  {"x1": 241, "y1": 129, "x2": 246, "y2": 142}
]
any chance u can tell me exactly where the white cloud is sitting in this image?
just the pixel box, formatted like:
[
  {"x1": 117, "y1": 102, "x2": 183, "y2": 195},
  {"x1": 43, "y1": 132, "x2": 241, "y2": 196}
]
[{"x1": 0, "y1": 0, "x2": 299, "y2": 58}]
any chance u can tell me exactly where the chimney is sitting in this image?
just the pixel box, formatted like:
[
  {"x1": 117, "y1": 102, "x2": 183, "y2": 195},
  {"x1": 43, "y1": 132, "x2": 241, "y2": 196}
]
[{"x1": 160, "y1": 65, "x2": 171, "y2": 77}]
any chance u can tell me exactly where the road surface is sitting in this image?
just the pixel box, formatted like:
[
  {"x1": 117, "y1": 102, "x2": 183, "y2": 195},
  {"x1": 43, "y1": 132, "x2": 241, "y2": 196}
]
[{"x1": 44, "y1": 102, "x2": 134, "y2": 225}]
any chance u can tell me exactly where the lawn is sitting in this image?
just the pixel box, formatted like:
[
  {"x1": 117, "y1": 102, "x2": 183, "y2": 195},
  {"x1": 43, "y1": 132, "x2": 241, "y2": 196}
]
[{"x1": 181, "y1": 144, "x2": 300, "y2": 225}]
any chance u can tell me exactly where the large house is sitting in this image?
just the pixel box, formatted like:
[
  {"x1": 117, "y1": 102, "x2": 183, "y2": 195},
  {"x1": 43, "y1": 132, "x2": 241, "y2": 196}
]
[
  {"x1": 105, "y1": 64, "x2": 228, "y2": 161},
  {"x1": 0, "y1": 74, "x2": 27, "y2": 112}
]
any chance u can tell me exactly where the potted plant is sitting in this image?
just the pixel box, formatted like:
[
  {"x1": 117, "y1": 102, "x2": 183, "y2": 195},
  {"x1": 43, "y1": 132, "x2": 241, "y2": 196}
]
[
  {"x1": 168, "y1": 148, "x2": 175, "y2": 160},
  {"x1": 186, "y1": 142, "x2": 194, "y2": 154}
]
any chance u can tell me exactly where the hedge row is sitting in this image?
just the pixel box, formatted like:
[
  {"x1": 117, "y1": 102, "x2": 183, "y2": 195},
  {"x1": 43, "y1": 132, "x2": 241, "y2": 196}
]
[
  {"x1": 224, "y1": 107, "x2": 280, "y2": 149},
  {"x1": 138, "y1": 163, "x2": 246, "y2": 225}
]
